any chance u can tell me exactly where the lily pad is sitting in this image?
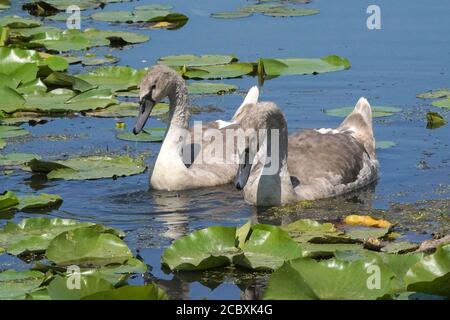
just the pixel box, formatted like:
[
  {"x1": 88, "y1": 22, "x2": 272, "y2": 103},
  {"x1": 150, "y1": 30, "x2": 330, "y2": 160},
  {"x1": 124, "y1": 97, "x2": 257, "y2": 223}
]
[
  {"x1": 0, "y1": 139, "x2": 5, "y2": 149},
  {"x1": 260, "y1": 55, "x2": 350, "y2": 77},
  {"x1": 161, "y1": 226, "x2": 239, "y2": 271},
  {"x1": 83, "y1": 283, "x2": 168, "y2": 300},
  {"x1": 30, "y1": 155, "x2": 146, "y2": 180},
  {"x1": 299, "y1": 243, "x2": 364, "y2": 259},
  {"x1": 381, "y1": 241, "x2": 419, "y2": 254},
  {"x1": 91, "y1": 6, "x2": 188, "y2": 25},
  {"x1": 431, "y1": 98, "x2": 450, "y2": 109},
  {"x1": 77, "y1": 66, "x2": 147, "y2": 92},
  {"x1": 184, "y1": 63, "x2": 254, "y2": 80},
  {"x1": 16, "y1": 193, "x2": 63, "y2": 211},
  {"x1": 0, "y1": 153, "x2": 40, "y2": 166},
  {"x1": 344, "y1": 227, "x2": 390, "y2": 241},
  {"x1": 117, "y1": 128, "x2": 166, "y2": 143},
  {"x1": 325, "y1": 106, "x2": 402, "y2": 118},
  {"x1": 187, "y1": 82, "x2": 238, "y2": 95},
  {"x1": 82, "y1": 258, "x2": 147, "y2": 285},
  {"x1": 263, "y1": 8, "x2": 319, "y2": 17},
  {"x1": 264, "y1": 257, "x2": 394, "y2": 300},
  {"x1": 376, "y1": 140, "x2": 396, "y2": 149},
  {"x1": 0, "y1": 125, "x2": 29, "y2": 138},
  {"x1": 281, "y1": 219, "x2": 343, "y2": 243},
  {"x1": 0, "y1": 269, "x2": 45, "y2": 300},
  {"x1": 210, "y1": 12, "x2": 252, "y2": 19},
  {"x1": 46, "y1": 226, "x2": 133, "y2": 266},
  {"x1": 417, "y1": 88, "x2": 450, "y2": 99},
  {"x1": 426, "y1": 111, "x2": 446, "y2": 129},
  {"x1": 0, "y1": 190, "x2": 19, "y2": 212},
  {"x1": 0, "y1": 217, "x2": 93, "y2": 255},
  {"x1": 47, "y1": 274, "x2": 113, "y2": 300},
  {"x1": 405, "y1": 244, "x2": 450, "y2": 297},
  {"x1": 158, "y1": 54, "x2": 238, "y2": 68},
  {"x1": 0, "y1": 15, "x2": 42, "y2": 28},
  {"x1": 233, "y1": 225, "x2": 302, "y2": 270}
]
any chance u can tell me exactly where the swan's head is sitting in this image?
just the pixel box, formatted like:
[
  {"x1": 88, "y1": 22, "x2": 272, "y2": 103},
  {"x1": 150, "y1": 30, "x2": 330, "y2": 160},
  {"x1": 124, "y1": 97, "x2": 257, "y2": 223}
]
[
  {"x1": 234, "y1": 101, "x2": 288, "y2": 191},
  {"x1": 134, "y1": 64, "x2": 181, "y2": 134}
]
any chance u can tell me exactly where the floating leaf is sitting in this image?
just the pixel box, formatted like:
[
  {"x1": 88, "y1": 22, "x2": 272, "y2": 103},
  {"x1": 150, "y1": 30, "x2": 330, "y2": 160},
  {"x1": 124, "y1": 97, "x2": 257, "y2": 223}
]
[
  {"x1": 184, "y1": 63, "x2": 254, "y2": 80},
  {"x1": 210, "y1": 12, "x2": 252, "y2": 19},
  {"x1": 344, "y1": 215, "x2": 392, "y2": 229},
  {"x1": 117, "y1": 128, "x2": 166, "y2": 143},
  {"x1": 0, "y1": 270, "x2": 45, "y2": 300},
  {"x1": 281, "y1": 219, "x2": 342, "y2": 243},
  {"x1": 47, "y1": 274, "x2": 113, "y2": 300},
  {"x1": 46, "y1": 227, "x2": 133, "y2": 266},
  {"x1": 262, "y1": 8, "x2": 319, "y2": 17},
  {"x1": 376, "y1": 140, "x2": 396, "y2": 149},
  {"x1": 83, "y1": 283, "x2": 168, "y2": 300},
  {"x1": 0, "y1": 190, "x2": 19, "y2": 212},
  {"x1": 91, "y1": 6, "x2": 188, "y2": 25},
  {"x1": 0, "y1": 153, "x2": 40, "y2": 166},
  {"x1": 431, "y1": 98, "x2": 450, "y2": 109},
  {"x1": 260, "y1": 55, "x2": 350, "y2": 77},
  {"x1": 344, "y1": 226, "x2": 390, "y2": 241},
  {"x1": 187, "y1": 82, "x2": 238, "y2": 94},
  {"x1": 325, "y1": 106, "x2": 402, "y2": 118},
  {"x1": 299, "y1": 243, "x2": 363, "y2": 259},
  {"x1": 405, "y1": 244, "x2": 450, "y2": 297},
  {"x1": 16, "y1": 193, "x2": 63, "y2": 211},
  {"x1": 0, "y1": 15, "x2": 41, "y2": 28},
  {"x1": 30, "y1": 155, "x2": 146, "y2": 180},
  {"x1": 417, "y1": 88, "x2": 450, "y2": 99},
  {"x1": 426, "y1": 111, "x2": 446, "y2": 129},
  {"x1": 233, "y1": 225, "x2": 302, "y2": 270},
  {"x1": 158, "y1": 54, "x2": 238, "y2": 67},
  {"x1": 81, "y1": 258, "x2": 147, "y2": 285},
  {"x1": 0, "y1": 139, "x2": 5, "y2": 149},
  {"x1": 0, "y1": 217, "x2": 93, "y2": 255},
  {"x1": 381, "y1": 241, "x2": 419, "y2": 254},
  {"x1": 0, "y1": 125, "x2": 29, "y2": 138},
  {"x1": 264, "y1": 257, "x2": 394, "y2": 300},
  {"x1": 77, "y1": 66, "x2": 147, "y2": 92},
  {"x1": 161, "y1": 226, "x2": 239, "y2": 271}
]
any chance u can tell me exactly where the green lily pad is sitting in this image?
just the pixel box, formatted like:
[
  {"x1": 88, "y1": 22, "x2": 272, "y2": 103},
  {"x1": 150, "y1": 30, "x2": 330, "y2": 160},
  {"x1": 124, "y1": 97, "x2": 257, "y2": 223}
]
[
  {"x1": 42, "y1": 72, "x2": 94, "y2": 92},
  {"x1": 281, "y1": 219, "x2": 344, "y2": 243},
  {"x1": 417, "y1": 88, "x2": 450, "y2": 99},
  {"x1": 117, "y1": 128, "x2": 166, "y2": 143},
  {"x1": 344, "y1": 227, "x2": 390, "y2": 241},
  {"x1": 381, "y1": 241, "x2": 419, "y2": 254},
  {"x1": 24, "y1": 0, "x2": 105, "y2": 12},
  {"x1": 210, "y1": 12, "x2": 252, "y2": 19},
  {"x1": 46, "y1": 226, "x2": 133, "y2": 266},
  {"x1": 376, "y1": 140, "x2": 396, "y2": 149},
  {"x1": 77, "y1": 66, "x2": 147, "y2": 92},
  {"x1": 264, "y1": 257, "x2": 394, "y2": 300},
  {"x1": 0, "y1": 125, "x2": 29, "y2": 138},
  {"x1": 405, "y1": 244, "x2": 450, "y2": 297},
  {"x1": 47, "y1": 274, "x2": 113, "y2": 300},
  {"x1": 30, "y1": 155, "x2": 146, "y2": 180},
  {"x1": 82, "y1": 258, "x2": 147, "y2": 285},
  {"x1": 325, "y1": 106, "x2": 402, "y2": 118},
  {"x1": 83, "y1": 283, "x2": 168, "y2": 300},
  {"x1": 299, "y1": 243, "x2": 364, "y2": 259},
  {"x1": 0, "y1": 153, "x2": 40, "y2": 166},
  {"x1": 0, "y1": 86, "x2": 26, "y2": 111},
  {"x1": 0, "y1": 139, "x2": 5, "y2": 149},
  {"x1": 0, "y1": 217, "x2": 93, "y2": 255},
  {"x1": 236, "y1": 220, "x2": 252, "y2": 248},
  {"x1": 184, "y1": 63, "x2": 254, "y2": 80},
  {"x1": 187, "y1": 82, "x2": 238, "y2": 94},
  {"x1": 233, "y1": 225, "x2": 302, "y2": 270},
  {"x1": 16, "y1": 193, "x2": 63, "y2": 211},
  {"x1": 161, "y1": 226, "x2": 239, "y2": 271},
  {"x1": 263, "y1": 8, "x2": 319, "y2": 17},
  {"x1": 0, "y1": 269, "x2": 45, "y2": 300},
  {"x1": 260, "y1": 55, "x2": 350, "y2": 77},
  {"x1": 91, "y1": 6, "x2": 188, "y2": 24},
  {"x1": 432, "y1": 98, "x2": 450, "y2": 109},
  {"x1": 0, "y1": 190, "x2": 19, "y2": 212},
  {"x1": 0, "y1": 15, "x2": 42, "y2": 28},
  {"x1": 426, "y1": 111, "x2": 446, "y2": 129},
  {"x1": 158, "y1": 54, "x2": 238, "y2": 67}
]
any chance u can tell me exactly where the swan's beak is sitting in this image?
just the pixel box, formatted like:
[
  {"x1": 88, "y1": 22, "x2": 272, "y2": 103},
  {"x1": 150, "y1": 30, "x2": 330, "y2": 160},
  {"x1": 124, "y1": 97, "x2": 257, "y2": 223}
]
[
  {"x1": 235, "y1": 148, "x2": 252, "y2": 190},
  {"x1": 133, "y1": 99, "x2": 155, "y2": 135}
]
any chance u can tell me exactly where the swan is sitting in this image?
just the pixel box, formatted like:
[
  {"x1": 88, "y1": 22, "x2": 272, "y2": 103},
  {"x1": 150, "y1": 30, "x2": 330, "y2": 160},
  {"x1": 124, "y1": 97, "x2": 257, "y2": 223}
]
[
  {"x1": 234, "y1": 98, "x2": 379, "y2": 206},
  {"x1": 133, "y1": 64, "x2": 259, "y2": 191}
]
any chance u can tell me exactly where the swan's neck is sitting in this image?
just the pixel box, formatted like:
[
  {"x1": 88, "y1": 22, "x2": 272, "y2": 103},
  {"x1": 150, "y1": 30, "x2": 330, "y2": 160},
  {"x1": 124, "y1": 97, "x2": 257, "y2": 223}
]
[
  {"x1": 243, "y1": 128, "x2": 297, "y2": 206},
  {"x1": 167, "y1": 77, "x2": 190, "y2": 130}
]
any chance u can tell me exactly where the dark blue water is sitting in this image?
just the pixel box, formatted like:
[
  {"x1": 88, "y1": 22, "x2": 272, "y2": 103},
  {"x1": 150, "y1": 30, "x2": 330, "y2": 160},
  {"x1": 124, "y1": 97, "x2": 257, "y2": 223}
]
[{"x1": 1, "y1": 0, "x2": 449, "y2": 299}]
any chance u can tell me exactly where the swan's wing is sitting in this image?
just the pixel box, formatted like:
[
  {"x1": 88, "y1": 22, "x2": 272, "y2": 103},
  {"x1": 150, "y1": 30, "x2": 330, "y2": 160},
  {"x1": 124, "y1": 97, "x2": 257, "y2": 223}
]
[
  {"x1": 287, "y1": 129, "x2": 373, "y2": 187},
  {"x1": 232, "y1": 86, "x2": 259, "y2": 120}
]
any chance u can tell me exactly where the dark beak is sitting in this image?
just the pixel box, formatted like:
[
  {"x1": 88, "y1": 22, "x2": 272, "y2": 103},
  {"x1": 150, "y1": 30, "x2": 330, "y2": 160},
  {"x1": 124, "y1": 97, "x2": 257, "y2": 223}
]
[
  {"x1": 235, "y1": 148, "x2": 252, "y2": 190},
  {"x1": 133, "y1": 99, "x2": 155, "y2": 135}
]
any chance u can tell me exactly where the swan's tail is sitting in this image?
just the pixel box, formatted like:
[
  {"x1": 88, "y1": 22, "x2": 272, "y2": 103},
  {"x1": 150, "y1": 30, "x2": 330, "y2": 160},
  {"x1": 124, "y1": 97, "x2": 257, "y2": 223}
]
[
  {"x1": 232, "y1": 86, "x2": 259, "y2": 120},
  {"x1": 339, "y1": 97, "x2": 376, "y2": 157}
]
